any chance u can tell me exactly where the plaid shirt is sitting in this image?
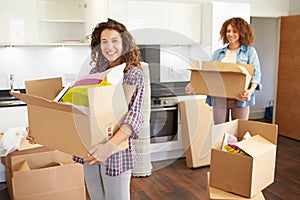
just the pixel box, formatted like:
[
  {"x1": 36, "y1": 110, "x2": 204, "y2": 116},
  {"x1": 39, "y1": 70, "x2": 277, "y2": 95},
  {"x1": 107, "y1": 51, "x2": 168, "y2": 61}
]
[{"x1": 73, "y1": 65, "x2": 144, "y2": 176}]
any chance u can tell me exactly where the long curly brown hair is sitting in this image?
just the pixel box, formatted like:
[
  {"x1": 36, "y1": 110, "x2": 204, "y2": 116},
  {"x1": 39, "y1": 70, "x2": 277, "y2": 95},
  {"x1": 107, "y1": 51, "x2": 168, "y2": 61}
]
[
  {"x1": 220, "y1": 17, "x2": 254, "y2": 46},
  {"x1": 89, "y1": 18, "x2": 142, "y2": 72}
]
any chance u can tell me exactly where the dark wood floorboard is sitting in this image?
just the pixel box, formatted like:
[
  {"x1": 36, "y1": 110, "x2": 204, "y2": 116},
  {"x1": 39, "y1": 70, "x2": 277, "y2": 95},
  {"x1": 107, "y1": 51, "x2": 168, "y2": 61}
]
[
  {"x1": 131, "y1": 135, "x2": 300, "y2": 200},
  {"x1": 0, "y1": 135, "x2": 299, "y2": 200}
]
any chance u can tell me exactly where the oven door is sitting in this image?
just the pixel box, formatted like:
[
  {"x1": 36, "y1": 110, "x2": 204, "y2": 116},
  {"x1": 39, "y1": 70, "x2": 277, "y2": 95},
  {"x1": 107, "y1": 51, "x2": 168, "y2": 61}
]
[{"x1": 150, "y1": 105, "x2": 178, "y2": 143}]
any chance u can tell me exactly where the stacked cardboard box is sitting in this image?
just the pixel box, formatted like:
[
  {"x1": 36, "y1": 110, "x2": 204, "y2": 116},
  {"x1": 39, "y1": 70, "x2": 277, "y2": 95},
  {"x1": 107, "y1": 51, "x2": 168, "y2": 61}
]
[
  {"x1": 2, "y1": 143, "x2": 86, "y2": 200},
  {"x1": 208, "y1": 119, "x2": 278, "y2": 199}
]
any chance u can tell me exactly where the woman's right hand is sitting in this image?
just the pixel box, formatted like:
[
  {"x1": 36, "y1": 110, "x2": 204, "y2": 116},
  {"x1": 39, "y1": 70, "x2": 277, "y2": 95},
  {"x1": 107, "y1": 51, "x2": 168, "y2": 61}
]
[
  {"x1": 185, "y1": 83, "x2": 196, "y2": 95},
  {"x1": 26, "y1": 127, "x2": 36, "y2": 144}
]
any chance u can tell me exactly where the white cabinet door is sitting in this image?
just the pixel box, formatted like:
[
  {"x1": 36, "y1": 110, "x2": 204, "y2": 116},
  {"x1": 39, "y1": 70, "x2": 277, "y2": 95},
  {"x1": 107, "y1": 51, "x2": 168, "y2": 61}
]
[
  {"x1": 0, "y1": 0, "x2": 38, "y2": 44},
  {"x1": 169, "y1": 3, "x2": 201, "y2": 43},
  {"x1": 127, "y1": 1, "x2": 201, "y2": 45},
  {"x1": 0, "y1": 106, "x2": 28, "y2": 132},
  {"x1": 127, "y1": 1, "x2": 169, "y2": 31}
]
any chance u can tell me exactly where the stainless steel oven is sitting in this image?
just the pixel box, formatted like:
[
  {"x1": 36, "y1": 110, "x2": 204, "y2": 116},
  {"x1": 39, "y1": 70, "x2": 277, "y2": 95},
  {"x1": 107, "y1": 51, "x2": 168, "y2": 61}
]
[{"x1": 150, "y1": 96, "x2": 178, "y2": 143}]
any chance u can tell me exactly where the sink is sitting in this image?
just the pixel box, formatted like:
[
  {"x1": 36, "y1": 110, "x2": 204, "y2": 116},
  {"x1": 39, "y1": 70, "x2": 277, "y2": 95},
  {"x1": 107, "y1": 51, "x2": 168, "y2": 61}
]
[
  {"x1": 0, "y1": 96, "x2": 18, "y2": 101},
  {"x1": 0, "y1": 89, "x2": 26, "y2": 106},
  {"x1": 0, "y1": 100, "x2": 25, "y2": 106}
]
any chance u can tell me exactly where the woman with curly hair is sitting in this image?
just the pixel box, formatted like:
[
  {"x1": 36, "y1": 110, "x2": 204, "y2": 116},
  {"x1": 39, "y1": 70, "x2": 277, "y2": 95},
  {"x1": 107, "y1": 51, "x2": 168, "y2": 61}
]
[
  {"x1": 186, "y1": 17, "x2": 261, "y2": 124},
  {"x1": 80, "y1": 18, "x2": 144, "y2": 199},
  {"x1": 26, "y1": 19, "x2": 144, "y2": 199}
]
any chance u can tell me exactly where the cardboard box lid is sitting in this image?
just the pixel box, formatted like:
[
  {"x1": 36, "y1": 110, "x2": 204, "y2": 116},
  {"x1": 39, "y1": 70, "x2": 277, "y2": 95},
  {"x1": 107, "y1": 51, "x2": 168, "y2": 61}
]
[
  {"x1": 11, "y1": 92, "x2": 82, "y2": 114},
  {"x1": 211, "y1": 120, "x2": 278, "y2": 150},
  {"x1": 25, "y1": 77, "x2": 63, "y2": 100},
  {"x1": 10, "y1": 150, "x2": 74, "y2": 172},
  {"x1": 235, "y1": 135, "x2": 276, "y2": 158},
  {"x1": 190, "y1": 61, "x2": 254, "y2": 76}
]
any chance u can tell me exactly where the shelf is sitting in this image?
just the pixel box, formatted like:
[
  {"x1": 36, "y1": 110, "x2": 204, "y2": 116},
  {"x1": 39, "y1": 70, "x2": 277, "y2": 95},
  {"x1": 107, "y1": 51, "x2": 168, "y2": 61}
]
[
  {"x1": 0, "y1": 43, "x2": 89, "y2": 47},
  {"x1": 38, "y1": 19, "x2": 85, "y2": 23}
]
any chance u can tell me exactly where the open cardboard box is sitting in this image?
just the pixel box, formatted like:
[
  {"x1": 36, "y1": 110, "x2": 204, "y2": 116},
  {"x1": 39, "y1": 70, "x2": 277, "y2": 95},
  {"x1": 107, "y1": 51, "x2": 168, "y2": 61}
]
[
  {"x1": 4, "y1": 147, "x2": 85, "y2": 200},
  {"x1": 179, "y1": 99, "x2": 213, "y2": 168},
  {"x1": 207, "y1": 173, "x2": 265, "y2": 200},
  {"x1": 11, "y1": 77, "x2": 135, "y2": 158},
  {"x1": 209, "y1": 119, "x2": 278, "y2": 198},
  {"x1": 190, "y1": 60, "x2": 254, "y2": 99}
]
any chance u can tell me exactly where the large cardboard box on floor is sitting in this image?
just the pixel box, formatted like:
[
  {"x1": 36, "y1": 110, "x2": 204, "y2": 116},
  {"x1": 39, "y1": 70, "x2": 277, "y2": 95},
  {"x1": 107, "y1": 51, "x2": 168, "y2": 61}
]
[
  {"x1": 207, "y1": 173, "x2": 265, "y2": 200},
  {"x1": 11, "y1": 77, "x2": 134, "y2": 158},
  {"x1": 190, "y1": 60, "x2": 254, "y2": 99},
  {"x1": 179, "y1": 98, "x2": 214, "y2": 168},
  {"x1": 4, "y1": 146, "x2": 85, "y2": 200},
  {"x1": 209, "y1": 120, "x2": 278, "y2": 198}
]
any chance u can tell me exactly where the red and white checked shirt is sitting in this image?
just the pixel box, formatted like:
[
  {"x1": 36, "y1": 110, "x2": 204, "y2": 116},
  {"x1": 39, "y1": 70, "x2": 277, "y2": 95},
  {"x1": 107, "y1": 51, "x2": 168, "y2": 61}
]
[{"x1": 73, "y1": 65, "x2": 145, "y2": 176}]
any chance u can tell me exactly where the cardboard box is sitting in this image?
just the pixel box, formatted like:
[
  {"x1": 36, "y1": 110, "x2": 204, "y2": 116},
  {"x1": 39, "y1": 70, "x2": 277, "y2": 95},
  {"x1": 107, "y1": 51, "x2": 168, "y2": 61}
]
[
  {"x1": 4, "y1": 147, "x2": 85, "y2": 200},
  {"x1": 210, "y1": 120, "x2": 278, "y2": 198},
  {"x1": 179, "y1": 99, "x2": 214, "y2": 168},
  {"x1": 190, "y1": 61, "x2": 254, "y2": 99},
  {"x1": 207, "y1": 173, "x2": 265, "y2": 200},
  {"x1": 11, "y1": 77, "x2": 135, "y2": 158}
]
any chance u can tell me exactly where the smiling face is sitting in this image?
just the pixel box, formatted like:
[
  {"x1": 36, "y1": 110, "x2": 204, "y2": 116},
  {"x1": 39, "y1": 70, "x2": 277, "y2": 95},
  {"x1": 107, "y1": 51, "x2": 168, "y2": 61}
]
[
  {"x1": 226, "y1": 24, "x2": 240, "y2": 48},
  {"x1": 100, "y1": 29, "x2": 123, "y2": 65}
]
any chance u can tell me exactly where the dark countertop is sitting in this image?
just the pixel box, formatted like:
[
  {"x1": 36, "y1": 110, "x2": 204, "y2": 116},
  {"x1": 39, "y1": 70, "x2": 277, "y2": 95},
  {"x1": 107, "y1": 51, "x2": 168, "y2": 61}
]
[{"x1": 0, "y1": 89, "x2": 26, "y2": 108}]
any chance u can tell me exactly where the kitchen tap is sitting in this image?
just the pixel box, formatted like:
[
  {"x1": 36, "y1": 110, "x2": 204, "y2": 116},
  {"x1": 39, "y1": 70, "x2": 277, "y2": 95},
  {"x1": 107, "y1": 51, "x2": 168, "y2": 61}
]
[{"x1": 9, "y1": 74, "x2": 14, "y2": 91}]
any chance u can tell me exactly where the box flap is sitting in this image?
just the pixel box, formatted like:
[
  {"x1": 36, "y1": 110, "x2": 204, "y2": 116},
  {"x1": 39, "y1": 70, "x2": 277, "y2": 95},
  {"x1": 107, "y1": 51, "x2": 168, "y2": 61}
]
[
  {"x1": 235, "y1": 135, "x2": 276, "y2": 158},
  {"x1": 238, "y1": 120, "x2": 278, "y2": 145},
  {"x1": 11, "y1": 92, "x2": 86, "y2": 115},
  {"x1": 25, "y1": 77, "x2": 63, "y2": 100},
  {"x1": 211, "y1": 120, "x2": 239, "y2": 149},
  {"x1": 190, "y1": 59, "x2": 201, "y2": 70},
  {"x1": 201, "y1": 61, "x2": 254, "y2": 76}
]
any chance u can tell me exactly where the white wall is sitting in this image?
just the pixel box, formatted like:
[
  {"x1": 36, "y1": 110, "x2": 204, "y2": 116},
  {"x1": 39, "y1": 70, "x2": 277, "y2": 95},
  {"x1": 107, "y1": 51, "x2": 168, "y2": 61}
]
[
  {"x1": 251, "y1": 17, "x2": 279, "y2": 117},
  {"x1": 0, "y1": 46, "x2": 90, "y2": 89},
  {"x1": 289, "y1": 0, "x2": 300, "y2": 15}
]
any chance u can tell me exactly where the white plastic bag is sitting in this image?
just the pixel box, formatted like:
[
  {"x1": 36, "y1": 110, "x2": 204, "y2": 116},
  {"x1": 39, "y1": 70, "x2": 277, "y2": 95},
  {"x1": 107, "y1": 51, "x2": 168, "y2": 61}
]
[{"x1": 0, "y1": 127, "x2": 27, "y2": 156}]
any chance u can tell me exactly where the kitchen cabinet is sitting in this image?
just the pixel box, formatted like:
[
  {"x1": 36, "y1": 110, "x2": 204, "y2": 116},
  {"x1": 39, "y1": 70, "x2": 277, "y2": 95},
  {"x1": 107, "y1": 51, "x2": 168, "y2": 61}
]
[
  {"x1": 0, "y1": 0, "x2": 87, "y2": 45},
  {"x1": 37, "y1": 0, "x2": 86, "y2": 43},
  {"x1": 201, "y1": 1, "x2": 250, "y2": 54},
  {"x1": 127, "y1": 1, "x2": 201, "y2": 45},
  {"x1": 0, "y1": 0, "x2": 38, "y2": 44},
  {"x1": 0, "y1": 106, "x2": 28, "y2": 132}
]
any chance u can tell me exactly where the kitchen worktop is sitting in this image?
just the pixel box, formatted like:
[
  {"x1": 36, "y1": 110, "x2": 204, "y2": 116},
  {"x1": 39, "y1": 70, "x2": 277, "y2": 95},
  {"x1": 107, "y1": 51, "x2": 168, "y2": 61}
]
[{"x1": 0, "y1": 89, "x2": 26, "y2": 107}]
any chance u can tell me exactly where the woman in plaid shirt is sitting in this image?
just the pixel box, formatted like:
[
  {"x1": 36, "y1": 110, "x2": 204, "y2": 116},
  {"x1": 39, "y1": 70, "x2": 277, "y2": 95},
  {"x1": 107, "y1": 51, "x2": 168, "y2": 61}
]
[
  {"x1": 78, "y1": 19, "x2": 144, "y2": 199},
  {"x1": 26, "y1": 18, "x2": 144, "y2": 200}
]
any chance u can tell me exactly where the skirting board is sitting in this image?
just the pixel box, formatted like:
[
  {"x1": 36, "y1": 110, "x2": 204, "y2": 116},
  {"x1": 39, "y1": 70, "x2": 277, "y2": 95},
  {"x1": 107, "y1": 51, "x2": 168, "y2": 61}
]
[{"x1": 249, "y1": 109, "x2": 265, "y2": 119}]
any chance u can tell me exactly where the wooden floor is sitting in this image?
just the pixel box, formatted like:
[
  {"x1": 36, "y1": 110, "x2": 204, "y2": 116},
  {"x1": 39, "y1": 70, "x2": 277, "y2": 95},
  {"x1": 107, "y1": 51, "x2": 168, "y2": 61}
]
[
  {"x1": 0, "y1": 135, "x2": 299, "y2": 200},
  {"x1": 130, "y1": 135, "x2": 300, "y2": 200}
]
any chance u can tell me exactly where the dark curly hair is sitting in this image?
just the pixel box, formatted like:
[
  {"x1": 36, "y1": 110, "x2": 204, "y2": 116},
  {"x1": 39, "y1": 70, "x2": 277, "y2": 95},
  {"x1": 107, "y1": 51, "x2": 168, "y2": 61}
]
[
  {"x1": 89, "y1": 18, "x2": 142, "y2": 72},
  {"x1": 220, "y1": 17, "x2": 254, "y2": 46}
]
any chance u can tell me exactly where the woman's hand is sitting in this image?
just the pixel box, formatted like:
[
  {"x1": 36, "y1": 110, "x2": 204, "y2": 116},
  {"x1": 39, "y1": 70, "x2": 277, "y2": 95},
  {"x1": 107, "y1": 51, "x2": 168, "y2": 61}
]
[
  {"x1": 185, "y1": 83, "x2": 196, "y2": 95},
  {"x1": 25, "y1": 127, "x2": 36, "y2": 144},
  {"x1": 237, "y1": 90, "x2": 252, "y2": 101},
  {"x1": 84, "y1": 141, "x2": 116, "y2": 165},
  {"x1": 237, "y1": 83, "x2": 257, "y2": 101}
]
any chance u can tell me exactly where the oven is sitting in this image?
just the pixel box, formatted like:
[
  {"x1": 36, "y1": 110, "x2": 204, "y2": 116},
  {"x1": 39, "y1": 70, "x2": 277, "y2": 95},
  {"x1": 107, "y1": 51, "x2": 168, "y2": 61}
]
[{"x1": 150, "y1": 97, "x2": 178, "y2": 143}]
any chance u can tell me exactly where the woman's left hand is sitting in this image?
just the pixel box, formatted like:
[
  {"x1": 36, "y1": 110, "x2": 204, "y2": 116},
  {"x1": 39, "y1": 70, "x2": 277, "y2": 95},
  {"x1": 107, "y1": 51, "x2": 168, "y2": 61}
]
[
  {"x1": 237, "y1": 90, "x2": 252, "y2": 101},
  {"x1": 84, "y1": 141, "x2": 116, "y2": 165}
]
